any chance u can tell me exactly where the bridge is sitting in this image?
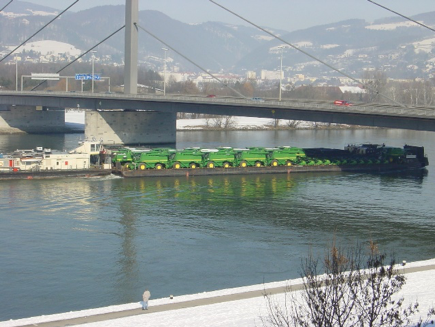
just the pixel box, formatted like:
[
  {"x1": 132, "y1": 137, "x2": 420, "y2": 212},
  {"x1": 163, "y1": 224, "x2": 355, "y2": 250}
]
[
  {"x1": 1, "y1": 1, "x2": 435, "y2": 144},
  {"x1": 1, "y1": 90, "x2": 435, "y2": 130}
]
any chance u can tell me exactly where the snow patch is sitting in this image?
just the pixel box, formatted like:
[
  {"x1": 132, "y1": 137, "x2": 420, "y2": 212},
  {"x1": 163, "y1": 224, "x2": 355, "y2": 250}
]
[
  {"x1": 176, "y1": 117, "x2": 313, "y2": 130},
  {"x1": 253, "y1": 35, "x2": 274, "y2": 41},
  {"x1": 0, "y1": 12, "x2": 28, "y2": 18},
  {"x1": 412, "y1": 37, "x2": 435, "y2": 54},
  {"x1": 27, "y1": 9, "x2": 58, "y2": 17},
  {"x1": 321, "y1": 44, "x2": 339, "y2": 49},
  {"x1": 9, "y1": 40, "x2": 82, "y2": 57},
  {"x1": 0, "y1": 9, "x2": 58, "y2": 18},
  {"x1": 366, "y1": 21, "x2": 422, "y2": 30},
  {"x1": 225, "y1": 24, "x2": 239, "y2": 30},
  {"x1": 293, "y1": 41, "x2": 313, "y2": 48},
  {"x1": 344, "y1": 49, "x2": 357, "y2": 56},
  {"x1": 65, "y1": 113, "x2": 316, "y2": 130}
]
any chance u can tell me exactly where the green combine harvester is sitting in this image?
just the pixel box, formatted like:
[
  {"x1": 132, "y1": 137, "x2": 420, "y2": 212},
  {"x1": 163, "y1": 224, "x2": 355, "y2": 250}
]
[
  {"x1": 202, "y1": 147, "x2": 237, "y2": 168},
  {"x1": 268, "y1": 146, "x2": 307, "y2": 166}
]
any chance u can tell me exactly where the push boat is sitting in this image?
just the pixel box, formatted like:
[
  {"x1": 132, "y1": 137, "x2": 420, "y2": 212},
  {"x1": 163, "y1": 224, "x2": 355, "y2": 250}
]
[
  {"x1": 111, "y1": 143, "x2": 429, "y2": 178},
  {"x1": 0, "y1": 140, "x2": 112, "y2": 180}
]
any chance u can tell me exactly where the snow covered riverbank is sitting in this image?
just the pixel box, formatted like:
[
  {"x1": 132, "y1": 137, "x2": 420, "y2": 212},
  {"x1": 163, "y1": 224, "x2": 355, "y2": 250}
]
[
  {"x1": 65, "y1": 111, "x2": 351, "y2": 131},
  {"x1": 1, "y1": 259, "x2": 434, "y2": 327}
]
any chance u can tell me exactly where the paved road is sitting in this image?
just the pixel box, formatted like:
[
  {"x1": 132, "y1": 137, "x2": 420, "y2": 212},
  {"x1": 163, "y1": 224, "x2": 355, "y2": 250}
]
[{"x1": 15, "y1": 263, "x2": 435, "y2": 327}]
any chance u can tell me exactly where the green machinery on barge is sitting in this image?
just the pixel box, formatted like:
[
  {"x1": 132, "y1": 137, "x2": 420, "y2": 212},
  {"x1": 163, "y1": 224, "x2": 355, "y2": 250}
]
[{"x1": 111, "y1": 143, "x2": 428, "y2": 176}]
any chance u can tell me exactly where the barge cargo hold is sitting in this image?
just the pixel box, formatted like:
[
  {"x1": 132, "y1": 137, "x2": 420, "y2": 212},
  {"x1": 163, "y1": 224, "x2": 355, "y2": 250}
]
[{"x1": 112, "y1": 144, "x2": 429, "y2": 178}]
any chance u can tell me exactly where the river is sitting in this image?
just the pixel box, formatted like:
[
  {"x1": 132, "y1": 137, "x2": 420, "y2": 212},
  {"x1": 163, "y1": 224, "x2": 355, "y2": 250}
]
[{"x1": 0, "y1": 129, "x2": 434, "y2": 321}]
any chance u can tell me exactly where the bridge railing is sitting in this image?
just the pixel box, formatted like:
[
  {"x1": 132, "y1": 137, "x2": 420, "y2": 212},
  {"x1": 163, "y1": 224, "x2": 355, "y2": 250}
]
[{"x1": 63, "y1": 91, "x2": 435, "y2": 118}]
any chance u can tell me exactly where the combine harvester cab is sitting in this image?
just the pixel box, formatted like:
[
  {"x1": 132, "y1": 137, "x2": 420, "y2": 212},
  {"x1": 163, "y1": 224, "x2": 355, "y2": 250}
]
[
  {"x1": 268, "y1": 146, "x2": 307, "y2": 167},
  {"x1": 170, "y1": 148, "x2": 205, "y2": 169},
  {"x1": 112, "y1": 148, "x2": 135, "y2": 169},
  {"x1": 201, "y1": 147, "x2": 236, "y2": 168},
  {"x1": 234, "y1": 147, "x2": 269, "y2": 168},
  {"x1": 136, "y1": 148, "x2": 175, "y2": 170}
]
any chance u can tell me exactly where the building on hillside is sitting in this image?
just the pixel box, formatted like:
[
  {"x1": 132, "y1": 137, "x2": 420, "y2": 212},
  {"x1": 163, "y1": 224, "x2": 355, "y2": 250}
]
[
  {"x1": 246, "y1": 71, "x2": 256, "y2": 79},
  {"x1": 260, "y1": 70, "x2": 284, "y2": 80}
]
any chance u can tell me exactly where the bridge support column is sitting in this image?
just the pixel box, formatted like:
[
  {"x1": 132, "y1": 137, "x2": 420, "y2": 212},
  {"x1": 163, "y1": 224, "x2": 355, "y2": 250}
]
[
  {"x1": 85, "y1": 111, "x2": 176, "y2": 145},
  {"x1": 124, "y1": 0, "x2": 138, "y2": 95},
  {"x1": 0, "y1": 105, "x2": 66, "y2": 134}
]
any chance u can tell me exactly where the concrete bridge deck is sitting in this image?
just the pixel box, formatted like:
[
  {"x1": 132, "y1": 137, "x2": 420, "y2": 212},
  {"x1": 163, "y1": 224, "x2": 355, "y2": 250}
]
[
  {"x1": 1, "y1": 91, "x2": 434, "y2": 144},
  {"x1": 1, "y1": 91, "x2": 435, "y2": 132}
]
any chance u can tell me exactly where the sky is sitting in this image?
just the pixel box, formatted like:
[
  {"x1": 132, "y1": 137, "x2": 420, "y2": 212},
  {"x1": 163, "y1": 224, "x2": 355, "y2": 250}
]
[
  {"x1": 14, "y1": 0, "x2": 435, "y2": 32},
  {"x1": 1, "y1": 258, "x2": 434, "y2": 327}
]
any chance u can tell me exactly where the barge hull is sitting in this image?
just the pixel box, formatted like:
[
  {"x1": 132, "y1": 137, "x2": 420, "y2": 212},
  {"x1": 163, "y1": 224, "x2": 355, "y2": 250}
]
[
  {"x1": 115, "y1": 162, "x2": 425, "y2": 178},
  {"x1": 0, "y1": 169, "x2": 112, "y2": 180}
]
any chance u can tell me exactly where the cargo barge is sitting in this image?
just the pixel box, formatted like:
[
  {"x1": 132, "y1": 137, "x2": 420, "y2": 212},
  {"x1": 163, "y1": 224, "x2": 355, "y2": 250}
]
[
  {"x1": 1, "y1": 142, "x2": 428, "y2": 180},
  {"x1": 0, "y1": 140, "x2": 112, "y2": 180},
  {"x1": 111, "y1": 144, "x2": 429, "y2": 178}
]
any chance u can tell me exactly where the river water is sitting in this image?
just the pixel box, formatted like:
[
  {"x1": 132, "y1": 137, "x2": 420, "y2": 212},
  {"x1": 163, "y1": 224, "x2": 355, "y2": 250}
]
[{"x1": 0, "y1": 129, "x2": 434, "y2": 321}]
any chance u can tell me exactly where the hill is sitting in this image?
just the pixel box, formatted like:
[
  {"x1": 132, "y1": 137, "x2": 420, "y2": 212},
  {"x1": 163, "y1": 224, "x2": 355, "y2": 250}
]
[{"x1": 1, "y1": 1, "x2": 435, "y2": 79}]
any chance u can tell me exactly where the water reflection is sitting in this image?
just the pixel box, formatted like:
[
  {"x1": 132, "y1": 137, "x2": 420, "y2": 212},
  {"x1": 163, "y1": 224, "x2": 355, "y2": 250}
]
[
  {"x1": 116, "y1": 203, "x2": 139, "y2": 303},
  {"x1": 124, "y1": 174, "x2": 298, "y2": 203}
]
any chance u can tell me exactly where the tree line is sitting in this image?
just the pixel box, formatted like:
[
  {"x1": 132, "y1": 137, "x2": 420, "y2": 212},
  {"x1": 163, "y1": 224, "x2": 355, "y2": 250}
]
[{"x1": 1, "y1": 63, "x2": 434, "y2": 107}]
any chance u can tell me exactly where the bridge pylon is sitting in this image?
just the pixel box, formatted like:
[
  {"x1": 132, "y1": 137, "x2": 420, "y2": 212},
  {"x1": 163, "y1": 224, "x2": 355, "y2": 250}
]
[{"x1": 124, "y1": 0, "x2": 138, "y2": 95}]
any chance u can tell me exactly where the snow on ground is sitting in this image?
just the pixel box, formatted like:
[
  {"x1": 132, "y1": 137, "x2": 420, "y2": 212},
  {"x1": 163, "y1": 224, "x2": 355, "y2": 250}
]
[
  {"x1": 176, "y1": 117, "x2": 311, "y2": 129},
  {"x1": 413, "y1": 37, "x2": 435, "y2": 54},
  {"x1": 10, "y1": 40, "x2": 82, "y2": 57},
  {"x1": 1, "y1": 259, "x2": 434, "y2": 327},
  {"x1": 321, "y1": 44, "x2": 340, "y2": 49},
  {"x1": 366, "y1": 21, "x2": 421, "y2": 30},
  {"x1": 66, "y1": 111, "x2": 85, "y2": 124},
  {"x1": 65, "y1": 111, "x2": 316, "y2": 130},
  {"x1": 0, "y1": 9, "x2": 58, "y2": 18}
]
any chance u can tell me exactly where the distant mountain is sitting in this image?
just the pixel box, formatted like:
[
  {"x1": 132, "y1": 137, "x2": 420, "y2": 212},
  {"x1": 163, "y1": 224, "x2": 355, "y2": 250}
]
[
  {"x1": 0, "y1": 1, "x2": 286, "y2": 70},
  {"x1": 239, "y1": 13, "x2": 435, "y2": 79},
  {"x1": 0, "y1": 0, "x2": 61, "y2": 15},
  {"x1": 1, "y1": 1, "x2": 435, "y2": 80}
]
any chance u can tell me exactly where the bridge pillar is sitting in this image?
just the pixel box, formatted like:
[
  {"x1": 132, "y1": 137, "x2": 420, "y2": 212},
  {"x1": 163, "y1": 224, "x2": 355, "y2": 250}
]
[
  {"x1": 0, "y1": 105, "x2": 67, "y2": 134},
  {"x1": 85, "y1": 111, "x2": 176, "y2": 145},
  {"x1": 124, "y1": 0, "x2": 138, "y2": 95}
]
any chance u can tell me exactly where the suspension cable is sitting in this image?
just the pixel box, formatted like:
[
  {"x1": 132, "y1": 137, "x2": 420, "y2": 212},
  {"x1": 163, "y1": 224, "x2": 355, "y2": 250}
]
[
  {"x1": 31, "y1": 25, "x2": 125, "y2": 90},
  {"x1": 367, "y1": 0, "x2": 435, "y2": 33},
  {"x1": 0, "y1": 0, "x2": 79, "y2": 64},
  {"x1": 209, "y1": 0, "x2": 406, "y2": 107},
  {"x1": 135, "y1": 23, "x2": 248, "y2": 99},
  {"x1": 0, "y1": 0, "x2": 13, "y2": 12}
]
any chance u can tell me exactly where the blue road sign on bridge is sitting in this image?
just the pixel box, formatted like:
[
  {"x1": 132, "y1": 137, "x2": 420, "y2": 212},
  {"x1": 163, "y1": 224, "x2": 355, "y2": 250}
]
[{"x1": 75, "y1": 74, "x2": 100, "y2": 81}]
